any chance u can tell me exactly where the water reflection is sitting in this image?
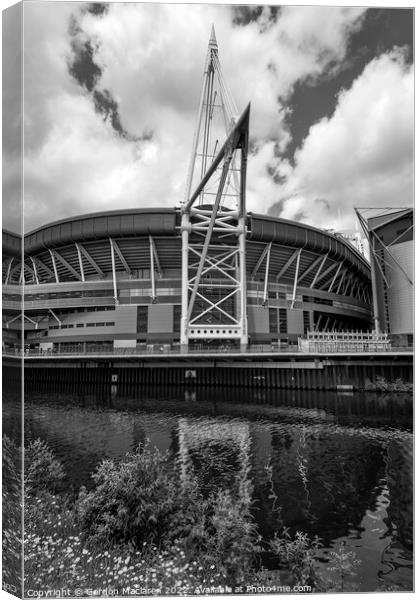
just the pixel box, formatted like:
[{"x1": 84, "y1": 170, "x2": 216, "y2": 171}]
[{"x1": 3, "y1": 383, "x2": 413, "y2": 591}]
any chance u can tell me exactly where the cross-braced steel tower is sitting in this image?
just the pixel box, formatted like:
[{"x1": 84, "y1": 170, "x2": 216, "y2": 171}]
[{"x1": 180, "y1": 27, "x2": 250, "y2": 349}]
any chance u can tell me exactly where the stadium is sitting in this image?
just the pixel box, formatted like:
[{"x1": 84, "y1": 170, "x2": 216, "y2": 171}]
[
  {"x1": 2, "y1": 28, "x2": 380, "y2": 356},
  {"x1": 2, "y1": 208, "x2": 372, "y2": 353}
]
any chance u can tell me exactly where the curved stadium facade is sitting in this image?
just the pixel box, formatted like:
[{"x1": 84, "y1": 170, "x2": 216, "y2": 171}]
[{"x1": 3, "y1": 208, "x2": 373, "y2": 353}]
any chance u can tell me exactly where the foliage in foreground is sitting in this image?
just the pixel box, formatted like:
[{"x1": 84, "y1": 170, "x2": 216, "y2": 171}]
[
  {"x1": 3, "y1": 435, "x2": 373, "y2": 592},
  {"x1": 2, "y1": 436, "x2": 22, "y2": 593}
]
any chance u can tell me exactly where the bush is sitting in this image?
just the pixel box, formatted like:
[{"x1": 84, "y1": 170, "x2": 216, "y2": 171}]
[
  {"x1": 76, "y1": 442, "x2": 262, "y2": 584},
  {"x1": 76, "y1": 442, "x2": 206, "y2": 548},
  {"x1": 269, "y1": 527, "x2": 321, "y2": 588},
  {"x1": 199, "y1": 484, "x2": 261, "y2": 582},
  {"x1": 322, "y1": 542, "x2": 361, "y2": 592},
  {"x1": 24, "y1": 439, "x2": 65, "y2": 494}
]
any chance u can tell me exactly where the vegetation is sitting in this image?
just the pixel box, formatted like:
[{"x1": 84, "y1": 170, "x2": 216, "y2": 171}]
[
  {"x1": 2, "y1": 436, "x2": 22, "y2": 594},
  {"x1": 3, "y1": 435, "x2": 367, "y2": 593},
  {"x1": 364, "y1": 376, "x2": 413, "y2": 393}
]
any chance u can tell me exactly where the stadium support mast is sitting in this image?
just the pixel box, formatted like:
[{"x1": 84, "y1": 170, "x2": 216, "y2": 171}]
[{"x1": 180, "y1": 27, "x2": 250, "y2": 350}]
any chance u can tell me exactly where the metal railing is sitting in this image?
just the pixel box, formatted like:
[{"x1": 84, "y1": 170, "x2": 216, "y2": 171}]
[
  {"x1": 3, "y1": 343, "x2": 412, "y2": 358},
  {"x1": 298, "y1": 331, "x2": 393, "y2": 353}
]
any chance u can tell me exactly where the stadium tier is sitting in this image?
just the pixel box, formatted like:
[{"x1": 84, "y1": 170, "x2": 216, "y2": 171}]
[{"x1": 3, "y1": 208, "x2": 373, "y2": 352}]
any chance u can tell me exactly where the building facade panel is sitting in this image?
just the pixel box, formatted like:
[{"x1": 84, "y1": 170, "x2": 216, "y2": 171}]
[
  {"x1": 386, "y1": 241, "x2": 413, "y2": 335},
  {"x1": 286, "y1": 310, "x2": 304, "y2": 335},
  {"x1": 148, "y1": 304, "x2": 174, "y2": 334},
  {"x1": 248, "y1": 306, "x2": 270, "y2": 339},
  {"x1": 366, "y1": 209, "x2": 413, "y2": 345}
]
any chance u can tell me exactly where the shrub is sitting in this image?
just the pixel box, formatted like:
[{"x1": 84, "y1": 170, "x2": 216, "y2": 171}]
[
  {"x1": 322, "y1": 542, "x2": 361, "y2": 592},
  {"x1": 200, "y1": 484, "x2": 261, "y2": 582},
  {"x1": 269, "y1": 527, "x2": 321, "y2": 588},
  {"x1": 76, "y1": 441, "x2": 205, "y2": 548},
  {"x1": 24, "y1": 439, "x2": 65, "y2": 494},
  {"x1": 76, "y1": 441, "x2": 262, "y2": 584}
]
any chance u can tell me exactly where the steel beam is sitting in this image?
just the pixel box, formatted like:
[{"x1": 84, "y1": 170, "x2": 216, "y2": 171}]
[
  {"x1": 183, "y1": 103, "x2": 250, "y2": 213},
  {"x1": 343, "y1": 273, "x2": 354, "y2": 296},
  {"x1": 297, "y1": 254, "x2": 323, "y2": 284},
  {"x1": 112, "y1": 239, "x2": 131, "y2": 276},
  {"x1": 290, "y1": 248, "x2": 302, "y2": 309},
  {"x1": 109, "y1": 238, "x2": 119, "y2": 305},
  {"x1": 5, "y1": 257, "x2": 14, "y2": 285},
  {"x1": 75, "y1": 244, "x2": 85, "y2": 282},
  {"x1": 310, "y1": 254, "x2": 328, "y2": 288},
  {"x1": 149, "y1": 236, "x2": 162, "y2": 277},
  {"x1": 29, "y1": 257, "x2": 39, "y2": 285},
  {"x1": 316, "y1": 262, "x2": 341, "y2": 290},
  {"x1": 76, "y1": 243, "x2": 104, "y2": 279},
  {"x1": 51, "y1": 250, "x2": 82, "y2": 281},
  {"x1": 251, "y1": 242, "x2": 271, "y2": 280},
  {"x1": 327, "y1": 261, "x2": 343, "y2": 293},
  {"x1": 335, "y1": 269, "x2": 347, "y2": 295},
  {"x1": 262, "y1": 243, "x2": 272, "y2": 304},
  {"x1": 276, "y1": 249, "x2": 299, "y2": 282},
  {"x1": 149, "y1": 235, "x2": 157, "y2": 302},
  {"x1": 48, "y1": 309, "x2": 62, "y2": 327},
  {"x1": 33, "y1": 257, "x2": 55, "y2": 280}
]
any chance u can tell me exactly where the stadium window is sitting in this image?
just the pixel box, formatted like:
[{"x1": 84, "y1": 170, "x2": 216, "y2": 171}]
[
  {"x1": 137, "y1": 306, "x2": 148, "y2": 333},
  {"x1": 279, "y1": 309, "x2": 287, "y2": 334}
]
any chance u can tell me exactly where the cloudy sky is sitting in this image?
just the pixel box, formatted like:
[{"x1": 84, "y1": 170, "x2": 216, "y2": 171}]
[{"x1": 2, "y1": 1, "x2": 414, "y2": 234}]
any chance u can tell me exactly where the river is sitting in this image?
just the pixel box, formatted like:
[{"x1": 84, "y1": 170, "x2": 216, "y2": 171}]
[{"x1": 3, "y1": 383, "x2": 413, "y2": 592}]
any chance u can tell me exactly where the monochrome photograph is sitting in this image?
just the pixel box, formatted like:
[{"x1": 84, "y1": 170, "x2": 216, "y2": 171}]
[{"x1": 2, "y1": 1, "x2": 413, "y2": 597}]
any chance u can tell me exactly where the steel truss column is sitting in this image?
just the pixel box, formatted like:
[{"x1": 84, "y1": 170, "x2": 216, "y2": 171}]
[
  {"x1": 181, "y1": 104, "x2": 250, "y2": 348},
  {"x1": 180, "y1": 213, "x2": 190, "y2": 348},
  {"x1": 238, "y1": 213, "x2": 248, "y2": 347}
]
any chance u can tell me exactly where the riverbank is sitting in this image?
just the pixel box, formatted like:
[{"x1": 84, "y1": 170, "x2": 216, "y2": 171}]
[
  {"x1": 4, "y1": 436, "x2": 377, "y2": 595},
  {"x1": 3, "y1": 348, "x2": 413, "y2": 391}
]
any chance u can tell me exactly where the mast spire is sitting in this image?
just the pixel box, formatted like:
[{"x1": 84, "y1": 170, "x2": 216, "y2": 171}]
[{"x1": 209, "y1": 23, "x2": 217, "y2": 50}]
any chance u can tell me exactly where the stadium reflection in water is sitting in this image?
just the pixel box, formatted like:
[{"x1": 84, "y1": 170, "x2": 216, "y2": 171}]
[{"x1": 5, "y1": 384, "x2": 412, "y2": 592}]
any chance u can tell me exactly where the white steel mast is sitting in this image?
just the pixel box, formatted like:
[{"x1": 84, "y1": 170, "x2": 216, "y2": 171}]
[{"x1": 181, "y1": 27, "x2": 250, "y2": 350}]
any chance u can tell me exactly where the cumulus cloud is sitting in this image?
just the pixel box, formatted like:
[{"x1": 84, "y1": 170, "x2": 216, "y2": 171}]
[
  {"x1": 273, "y1": 48, "x2": 413, "y2": 230},
  {"x1": 3, "y1": 2, "x2": 389, "y2": 233}
]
